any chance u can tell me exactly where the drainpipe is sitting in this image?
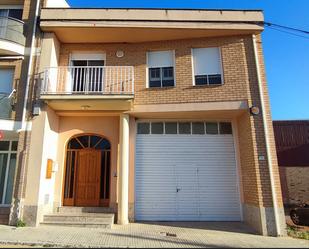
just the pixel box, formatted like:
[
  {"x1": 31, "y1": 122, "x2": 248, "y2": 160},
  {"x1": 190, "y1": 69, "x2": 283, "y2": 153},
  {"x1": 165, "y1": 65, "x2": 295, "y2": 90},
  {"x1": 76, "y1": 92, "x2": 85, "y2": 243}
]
[
  {"x1": 16, "y1": 0, "x2": 41, "y2": 219},
  {"x1": 20, "y1": 0, "x2": 40, "y2": 131},
  {"x1": 252, "y1": 34, "x2": 281, "y2": 236}
]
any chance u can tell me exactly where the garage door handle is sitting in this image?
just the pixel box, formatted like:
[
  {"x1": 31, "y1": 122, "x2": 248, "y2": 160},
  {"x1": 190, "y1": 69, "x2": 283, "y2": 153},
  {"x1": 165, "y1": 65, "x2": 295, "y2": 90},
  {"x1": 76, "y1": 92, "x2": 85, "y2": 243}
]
[{"x1": 176, "y1": 188, "x2": 181, "y2": 193}]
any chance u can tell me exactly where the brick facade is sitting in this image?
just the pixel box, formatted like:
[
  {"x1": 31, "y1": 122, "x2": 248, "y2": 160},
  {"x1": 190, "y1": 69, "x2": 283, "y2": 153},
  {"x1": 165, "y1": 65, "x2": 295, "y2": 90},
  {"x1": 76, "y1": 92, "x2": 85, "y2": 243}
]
[
  {"x1": 58, "y1": 34, "x2": 283, "y2": 211},
  {"x1": 279, "y1": 167, "x2": 309, "y2": 205},
  {"x1": 59, "y1": 36, "x2": 250, "y2": 105}
]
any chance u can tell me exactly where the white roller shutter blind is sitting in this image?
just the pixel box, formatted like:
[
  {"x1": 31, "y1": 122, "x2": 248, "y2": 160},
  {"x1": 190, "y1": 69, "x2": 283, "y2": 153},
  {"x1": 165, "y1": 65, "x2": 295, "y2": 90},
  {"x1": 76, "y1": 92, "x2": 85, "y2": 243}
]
[
  {"x1": 193, "y1": 47, "x2": 222, "y2": 76},
  {"x1": 70, "y1": 53, "x2": 106, "y2": 61},
  {"x1": 148, "y1": 51, "x2": 174, "y2": 68}
]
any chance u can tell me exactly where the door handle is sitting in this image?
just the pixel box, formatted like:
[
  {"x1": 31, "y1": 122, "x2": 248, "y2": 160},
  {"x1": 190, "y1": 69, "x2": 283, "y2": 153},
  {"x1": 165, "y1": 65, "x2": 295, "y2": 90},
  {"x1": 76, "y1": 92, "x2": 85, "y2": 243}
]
[{"x1": 176, "y1": 188, "x2": 181, "y2": 193}]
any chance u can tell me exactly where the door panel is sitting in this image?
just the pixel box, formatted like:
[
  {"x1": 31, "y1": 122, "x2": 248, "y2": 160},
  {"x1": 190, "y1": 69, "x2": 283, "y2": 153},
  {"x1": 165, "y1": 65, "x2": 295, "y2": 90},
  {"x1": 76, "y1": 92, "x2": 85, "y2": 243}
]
[
  {"x1": 176, "y1": 165, "x2": 199, "y2": 220},
  {"x1": 75, "y1": 150, "x2": 101, "y2": 207}
]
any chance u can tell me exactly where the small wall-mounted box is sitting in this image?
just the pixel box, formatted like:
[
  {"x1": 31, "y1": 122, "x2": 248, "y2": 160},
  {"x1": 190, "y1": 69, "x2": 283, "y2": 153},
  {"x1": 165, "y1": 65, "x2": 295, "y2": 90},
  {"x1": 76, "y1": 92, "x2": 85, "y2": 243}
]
[{"x1": 46, "y1": 159, "x2": 53, "y2": 179}]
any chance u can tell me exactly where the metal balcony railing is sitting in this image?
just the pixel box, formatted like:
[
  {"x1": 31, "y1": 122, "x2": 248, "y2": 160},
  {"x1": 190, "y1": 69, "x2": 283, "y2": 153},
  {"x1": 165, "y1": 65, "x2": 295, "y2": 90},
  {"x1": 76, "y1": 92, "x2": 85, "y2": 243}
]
[
  {"x1": 0, "y1": 16, "x2": 25, "y2": 46},
  {"x1": 41, "y1": 66, "x2": 135, "y2": 95}
]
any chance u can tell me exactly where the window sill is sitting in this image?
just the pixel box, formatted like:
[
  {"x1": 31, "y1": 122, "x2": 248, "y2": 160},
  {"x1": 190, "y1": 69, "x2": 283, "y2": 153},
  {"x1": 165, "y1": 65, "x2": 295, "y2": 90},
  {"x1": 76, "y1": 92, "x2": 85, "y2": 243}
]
[
  {"x1": 145, "y1": 86, "x2": 175, "y2": 91},
  {"x1": 191, "y1": 84, "x2": 224, "y2": 88}
]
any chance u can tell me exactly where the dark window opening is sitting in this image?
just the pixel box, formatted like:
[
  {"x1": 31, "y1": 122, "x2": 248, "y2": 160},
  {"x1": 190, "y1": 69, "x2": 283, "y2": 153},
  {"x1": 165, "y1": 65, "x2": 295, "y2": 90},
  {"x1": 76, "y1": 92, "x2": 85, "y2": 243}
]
[
  {"x1": 179, "y1": 123, "x2": 191, "y2": 134},
  {"x1": 219, "y1": 122, "x2": 233, "y2": 134},
  {"x1": 137, "y1": 123, "x2": 150, "y2": 134},
  {"x1": 195, "y1": 74, "x2": 222, "y2": 86},
  {"x1": 151, "y1": 122, "x2": 164, "y2": 134},
  {"x1": 149, "y1": 67, "x2": 175, "y2": 88}
]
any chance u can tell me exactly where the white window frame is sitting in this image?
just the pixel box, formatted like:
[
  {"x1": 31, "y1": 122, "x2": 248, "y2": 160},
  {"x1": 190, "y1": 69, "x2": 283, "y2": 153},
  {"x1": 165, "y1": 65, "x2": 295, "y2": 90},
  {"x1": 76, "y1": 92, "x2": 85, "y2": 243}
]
[
  {"x1": 146, "y1": 50, "x2": 176, "y2": 88},
  {"x1": 191, "y1": 47, "x2": 224, "y2": 86},
  {"x1": 0, "y1": 140, "x2": 18, "y2": 206}
]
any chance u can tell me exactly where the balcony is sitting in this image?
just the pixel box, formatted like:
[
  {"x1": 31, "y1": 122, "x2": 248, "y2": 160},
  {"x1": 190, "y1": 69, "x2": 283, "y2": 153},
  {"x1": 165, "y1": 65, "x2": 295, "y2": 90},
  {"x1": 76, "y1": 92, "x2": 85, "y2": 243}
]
[
  {"x1": 40, "y1": 66, "x2": 135, "y2": 112},
  {"x1": 0, "y1": 17, "x2": 25, "y2": 56}
]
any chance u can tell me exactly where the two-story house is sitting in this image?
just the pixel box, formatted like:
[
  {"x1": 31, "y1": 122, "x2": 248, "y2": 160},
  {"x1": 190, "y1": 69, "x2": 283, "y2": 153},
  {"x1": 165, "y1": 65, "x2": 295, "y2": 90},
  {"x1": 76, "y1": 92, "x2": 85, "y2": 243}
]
[{"x1": 3, "y1": 0, "x2": 286, "y2": 237}]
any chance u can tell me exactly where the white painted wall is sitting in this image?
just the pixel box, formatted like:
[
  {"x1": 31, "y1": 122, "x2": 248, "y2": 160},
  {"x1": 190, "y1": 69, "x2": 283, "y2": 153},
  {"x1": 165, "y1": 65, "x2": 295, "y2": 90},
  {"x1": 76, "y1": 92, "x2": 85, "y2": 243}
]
[
  {"x1": 24, "y1": 106, "x2": 59, "y2": 225},
  {"x1": 37, "y1": 107, "x2": 59, "y2": 217},
  {"x1": 44, "y1": 0, "x2": 70, "y2": 8}
]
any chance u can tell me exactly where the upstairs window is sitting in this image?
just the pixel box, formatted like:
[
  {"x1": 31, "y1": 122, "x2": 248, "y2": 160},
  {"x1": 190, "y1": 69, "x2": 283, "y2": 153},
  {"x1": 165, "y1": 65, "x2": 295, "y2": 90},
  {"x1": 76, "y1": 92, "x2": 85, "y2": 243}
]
[
  {"x1": 192, "y1": 47, "x2": 223, "y2": 86},
  {"x1": 0, "y1": 9, "x2": 23, "y2": 20},
  {"x1": 147, "y1": 51, "x2": 175, "y2": 88}
]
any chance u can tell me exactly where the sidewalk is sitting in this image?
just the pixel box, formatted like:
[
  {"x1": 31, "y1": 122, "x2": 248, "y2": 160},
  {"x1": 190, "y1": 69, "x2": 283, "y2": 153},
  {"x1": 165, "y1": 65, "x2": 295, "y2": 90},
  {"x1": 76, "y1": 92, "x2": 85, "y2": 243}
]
[{"x1": 0, "y1": 222, "x2": 308, "y2": 248}]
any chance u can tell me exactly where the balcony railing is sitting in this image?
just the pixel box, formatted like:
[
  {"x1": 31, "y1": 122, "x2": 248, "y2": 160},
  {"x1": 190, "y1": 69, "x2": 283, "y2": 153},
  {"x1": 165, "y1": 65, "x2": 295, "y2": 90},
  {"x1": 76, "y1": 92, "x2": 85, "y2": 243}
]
[
  {"x1": 41, "y1": 66, "x2": 134, "y2": 96},
  {"x1": 0, "y1": 16, "x2": 25, "y2": 46}
]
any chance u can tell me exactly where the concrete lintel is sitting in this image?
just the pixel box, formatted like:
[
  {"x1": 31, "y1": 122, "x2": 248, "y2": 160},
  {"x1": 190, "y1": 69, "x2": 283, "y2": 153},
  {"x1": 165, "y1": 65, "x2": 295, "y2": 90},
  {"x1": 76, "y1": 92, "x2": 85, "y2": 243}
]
[{"x1": 131, "y1": 101, "x2": 248, "y2": 114}]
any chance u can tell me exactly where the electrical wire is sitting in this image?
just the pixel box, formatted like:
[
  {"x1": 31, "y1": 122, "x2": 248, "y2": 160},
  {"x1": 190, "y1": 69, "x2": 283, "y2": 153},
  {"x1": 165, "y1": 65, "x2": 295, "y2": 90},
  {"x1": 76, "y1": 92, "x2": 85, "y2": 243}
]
[
  {"x1": 265, "y1": 25, "x2": 309, "y2": 40},
  {"x1": 264, "y1": 22, "x2": 309, "y2": 35}
]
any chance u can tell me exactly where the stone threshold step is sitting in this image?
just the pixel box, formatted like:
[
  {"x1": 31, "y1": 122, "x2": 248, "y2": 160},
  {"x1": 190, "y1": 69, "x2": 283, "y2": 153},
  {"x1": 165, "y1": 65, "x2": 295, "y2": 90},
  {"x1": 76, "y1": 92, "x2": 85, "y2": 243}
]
[
  {"x1": 41, "y1": 221, "x2": 113, "y2": 228},
  {"x1": 45, "y1": 213, "x2": 114, "y2": 217}
]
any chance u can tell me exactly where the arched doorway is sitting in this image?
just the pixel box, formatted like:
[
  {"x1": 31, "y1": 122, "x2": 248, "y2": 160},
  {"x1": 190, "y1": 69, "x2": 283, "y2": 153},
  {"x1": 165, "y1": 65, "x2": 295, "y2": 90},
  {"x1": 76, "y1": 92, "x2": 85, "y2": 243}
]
[{"x1": 63, "y1": 134, "x2": 111, "y2": 207}]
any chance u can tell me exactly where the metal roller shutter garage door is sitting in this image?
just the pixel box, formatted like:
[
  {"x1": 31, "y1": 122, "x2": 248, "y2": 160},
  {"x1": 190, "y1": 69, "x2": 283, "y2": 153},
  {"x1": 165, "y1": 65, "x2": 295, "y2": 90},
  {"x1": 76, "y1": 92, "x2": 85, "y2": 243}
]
[{"x1": 135, "y1": 123, "x2": 241, "y2": 221}]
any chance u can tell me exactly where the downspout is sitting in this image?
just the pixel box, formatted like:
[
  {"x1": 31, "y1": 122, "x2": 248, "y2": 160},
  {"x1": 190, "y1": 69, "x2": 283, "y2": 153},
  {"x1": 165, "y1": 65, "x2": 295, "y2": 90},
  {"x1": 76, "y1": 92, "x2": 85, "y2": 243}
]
[
  {"x1": 252, "y1": 34, "x2": 281, "y2": 236},
  {"x1": 20, "y1": 0, "x2": 40, "y2": 131},
  {"x1": 17, "y1": 0, "x2": 41, "y2": 219}
]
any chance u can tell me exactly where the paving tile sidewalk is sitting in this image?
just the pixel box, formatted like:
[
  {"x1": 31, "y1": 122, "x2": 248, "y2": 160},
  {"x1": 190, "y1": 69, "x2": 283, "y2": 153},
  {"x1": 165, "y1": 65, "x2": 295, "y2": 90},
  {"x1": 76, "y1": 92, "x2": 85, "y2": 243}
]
[{"x1": 0, "y1": 222, "x2": 308, "y2": 248}]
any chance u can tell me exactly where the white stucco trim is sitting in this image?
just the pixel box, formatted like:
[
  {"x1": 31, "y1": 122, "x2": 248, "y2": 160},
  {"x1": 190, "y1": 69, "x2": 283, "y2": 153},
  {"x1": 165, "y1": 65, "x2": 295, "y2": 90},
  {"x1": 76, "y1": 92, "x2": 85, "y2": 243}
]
[{"x1": 0, "y1": 40, "x2": 25, "y2": 56}]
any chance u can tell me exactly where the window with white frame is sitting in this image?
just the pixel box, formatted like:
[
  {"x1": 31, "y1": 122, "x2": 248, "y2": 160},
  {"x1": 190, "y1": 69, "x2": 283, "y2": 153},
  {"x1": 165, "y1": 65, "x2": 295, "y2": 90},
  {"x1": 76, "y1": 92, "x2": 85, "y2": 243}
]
[
  {"x1": 192, "y1": 47, "x2": 223, "y2": 86},
  {"x1": 0, "y1": 140, "x2": 18, "y2": 205},
  {"x1": 147, "y1": 51, "x2": 175, "y2": 88}
]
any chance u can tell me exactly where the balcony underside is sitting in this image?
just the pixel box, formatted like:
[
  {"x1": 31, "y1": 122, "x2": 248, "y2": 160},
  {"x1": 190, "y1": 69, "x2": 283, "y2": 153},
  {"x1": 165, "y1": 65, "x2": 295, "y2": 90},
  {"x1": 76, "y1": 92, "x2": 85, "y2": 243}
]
[
  {"x1": 43, "y1": 98, "x2": 133, "y2": 112},
  {"x1": 40, "y1": 26, "x2": 262, "y2": 43},
  {"x1": 0, "y1": 39, "x2": 24, "y2": 55},
  {"x1": 40, "y1": 8, "x2": 263, "y2": 43}
]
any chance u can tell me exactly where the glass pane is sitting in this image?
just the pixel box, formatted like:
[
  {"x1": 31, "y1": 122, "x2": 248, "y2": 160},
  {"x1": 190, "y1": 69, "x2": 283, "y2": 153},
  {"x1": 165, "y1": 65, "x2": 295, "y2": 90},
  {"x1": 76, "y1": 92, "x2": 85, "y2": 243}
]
[
  {"x1": 151, "y1": 122, "x2": 164, "y2": 134},
  {"x1": 220, "y1": 122, "x2": 233, "y2": 134},
  {"x1": 208, "y1": 74, "x2": 222, "y2": 85},
  {"x1": 88, "y1": 60, "x2": 105, "y2": 66},
  {"x1": 192, "y1": 122, "x2": 205, "y2": 135},
  {"x1": 162, "y1": 67, "x2": 174, "y2": 87},
  {"x1": 165, "y1": 122, "x2": 177, "y2": 134},
  {"x1": 100, "y1": 151, "x2": 110, "y2": 199},
  {"x1": 11, "y1": 141, "x2": 18, "y2": 151},
  {"x1": 137, "y1": 123, "x2": 150, "y2": 134},
  {"x1": 195, "y1": 75, "x2": 208, "y2": 85},
  {"x1": 162, "y1": 79, "x2": 175, "y2": 87},
  {"x1": 179, "y1": 122, "x2": 191, "y2": 134},
  {"x1": 162, "y1": 67, "x2": 174, "y2": 79},
  {"x1": 206, "y1": 122, "x2": 219, "y2": 135},
  {"x1": 90, "y1": 136, "x2": 102, "y2": 148},
  {"x1": 0, "y1": 153, "x2": 8, "y2": 203},
  {"x1": 77, "y1": 136, "x2": 89, "y2": 148},
  {"x1": 64, "y1": 151, "x2": 76, "y2": 199},
  {"x1": 4, "y1": 153, "x2": 16, "y2": 204},
  {"x1": 68, "y1": 138, "x2": 83, "y2": 149},
  {"x1": 8, "y1": 9, "x2": 23, "y2": 20},
  {"x1": 0, "y1": 141, "x2": 10, "y2": 151},
  {"x1": 149, "y1": 68, "x2": 161, "y2": 87},
  {"x1": 96, "y1": 139, "x2": 111, "y2": 150},
  {"x1": 106, "y1": 151, "x2": 111, "y2": 199},
  {"x1": 72, "y1": 61, "x2": 87, "y2": 92}
]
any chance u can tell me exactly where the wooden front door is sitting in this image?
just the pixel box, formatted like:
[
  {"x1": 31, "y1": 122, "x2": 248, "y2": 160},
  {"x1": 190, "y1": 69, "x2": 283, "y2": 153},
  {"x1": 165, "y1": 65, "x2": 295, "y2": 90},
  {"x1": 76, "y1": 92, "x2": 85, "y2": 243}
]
[{"x1": 75, "y1": 149, "x2": 101, "y2": 207}]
